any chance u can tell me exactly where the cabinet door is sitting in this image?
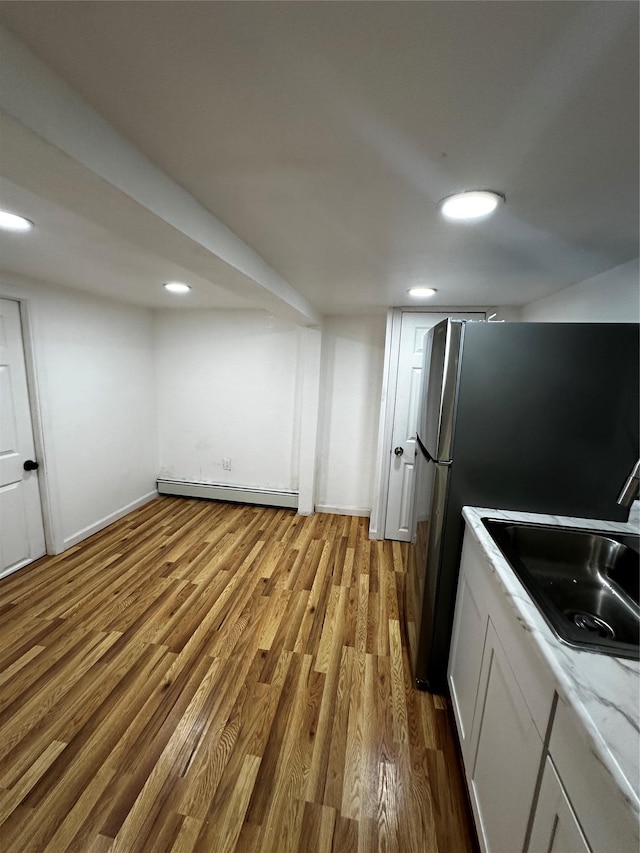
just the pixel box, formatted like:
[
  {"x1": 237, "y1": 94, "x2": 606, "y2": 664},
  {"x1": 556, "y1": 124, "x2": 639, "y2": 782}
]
[
  {"x1": 548, "y1": 698, "x2": 638, "y2": 853},
  {"x1": 469, "y1": 620, "x2": 544, "y2": 853},
  {"x1": 529, "y1": 757, "x2": 590, "y2": 853},
  {"x1": 448, "y1": 549, "x2": 488, "y2": 766}
]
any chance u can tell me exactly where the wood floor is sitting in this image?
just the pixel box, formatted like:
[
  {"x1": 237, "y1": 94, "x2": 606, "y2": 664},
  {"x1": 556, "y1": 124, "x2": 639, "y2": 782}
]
[{"x1": 0, "y1": 497, "x2": 477, "y2": 852}]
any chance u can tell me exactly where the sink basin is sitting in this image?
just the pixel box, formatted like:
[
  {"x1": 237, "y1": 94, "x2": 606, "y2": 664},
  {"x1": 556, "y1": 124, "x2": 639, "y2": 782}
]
[{"x1": 482, "y1": 519, "x2": 640, "y2": 659}]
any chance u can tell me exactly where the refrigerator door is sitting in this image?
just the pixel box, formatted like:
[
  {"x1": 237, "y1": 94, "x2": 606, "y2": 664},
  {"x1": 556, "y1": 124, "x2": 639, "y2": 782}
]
[{"x1": 418, "y1": 319, "x2": 464, "y2": 463}]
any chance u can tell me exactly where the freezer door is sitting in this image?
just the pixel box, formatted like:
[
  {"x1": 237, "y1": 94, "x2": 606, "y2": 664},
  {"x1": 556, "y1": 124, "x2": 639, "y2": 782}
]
[
  {"x1": 418, "y1": 319, "x2": 463, "y2": 462},
  {"x1": 412, "y1": 458, "x2": 451, "y2": 689},
  {"x1": 406, "y1": 443, "x2": 433, "y2": 676},
  {"x1": 416, "y1": 465, "x2": 455, "y2": 676}
]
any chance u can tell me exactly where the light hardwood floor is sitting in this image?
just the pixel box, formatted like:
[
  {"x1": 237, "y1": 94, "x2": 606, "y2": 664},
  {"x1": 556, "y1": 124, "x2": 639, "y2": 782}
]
[{"x1": 0, "y1": 497, "x2": 478, "y2": 852}]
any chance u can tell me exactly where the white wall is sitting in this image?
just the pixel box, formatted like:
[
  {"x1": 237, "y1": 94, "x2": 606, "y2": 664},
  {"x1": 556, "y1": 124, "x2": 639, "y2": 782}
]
[
  {"x1": 0, "y1": 276, "x2": 439, "y2": 549},
  {"x1": 0, "y1": 287, "x2": 386, "y2": 555},
  {"x1": 0, "y1": 274, "x2": 157, "y2": 552},
  {"x1": 521, "y1": 259, "x2": 639, "y2": 322},
  {"x1": 154, "y1": 310, "x2": 300, "y2": 490},
  {"x1": 317, "y1": 315, "x2": 386, "y2": 515},
  {"x1": 296, "y1": 326, "x2": 322, "y2": 515},
  {"x1": 154, "y1": 310, "x2": 386, "y2": 515}
]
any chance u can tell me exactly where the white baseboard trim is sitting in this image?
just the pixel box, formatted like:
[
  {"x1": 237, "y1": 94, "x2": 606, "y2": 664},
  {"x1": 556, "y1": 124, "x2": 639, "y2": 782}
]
[
  {"x1": 157, "y1": 478, "x2": 299, "y2": 510},
  {"x1": 315, "y1": 504, "x2": 371, "y2": 518},
  {"x1": 61, "y1": 490, "x2": 159, "y2": 552},
  {"x1": 367, "y1": 522, "x2": 384, "y2": 540}
]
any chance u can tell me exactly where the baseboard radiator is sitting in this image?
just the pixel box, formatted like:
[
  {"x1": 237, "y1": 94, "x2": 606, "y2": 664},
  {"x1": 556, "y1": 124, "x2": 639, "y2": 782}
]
[{"x1": 156, "y1": 478, "x2": 299, "y2": 510}]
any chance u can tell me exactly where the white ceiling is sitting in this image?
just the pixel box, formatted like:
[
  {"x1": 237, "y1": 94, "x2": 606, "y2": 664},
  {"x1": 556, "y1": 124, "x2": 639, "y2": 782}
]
[
  {"x1": 0, "y1": 1, "x2": 638, "y2": 319},
  {"x1": 0, "y1": 177, "x2": 252, "y2": 311}
]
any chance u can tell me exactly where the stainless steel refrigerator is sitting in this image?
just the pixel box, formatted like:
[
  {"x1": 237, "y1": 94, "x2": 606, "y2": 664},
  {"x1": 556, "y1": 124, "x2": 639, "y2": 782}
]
[{"x1": 407, "y1": 319, "x2": 639, "y2": 693}]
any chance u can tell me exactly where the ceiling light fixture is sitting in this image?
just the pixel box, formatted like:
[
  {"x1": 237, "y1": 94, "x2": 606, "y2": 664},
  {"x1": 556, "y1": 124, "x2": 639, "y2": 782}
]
[
  {"x1": 0, "y1": 210, "x2": 34, "y2": 232},
  {"x1": 408, "y1": 287, "x2": 437, "y2": 298},
  {"x1": 440, "y1": 190, "x2": 504, "y2": 221},
  {"x1": 164, "y1": 282, "x2": 191, "y2": 294}
]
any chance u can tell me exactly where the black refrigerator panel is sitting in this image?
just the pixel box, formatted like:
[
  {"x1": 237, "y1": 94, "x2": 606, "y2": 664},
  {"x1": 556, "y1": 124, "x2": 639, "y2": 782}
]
[
  {"x1": 451, "y1": 322, "x2": 639, "y2": 522},
  {"x1": 411, "y1": 450, "x2": 453, "y2": 691},
  {"x1": 409, "y1": 320, "x2": 640, "y2": 693},
  {"x1": 414, "y1": 503, "x2": 464, "y2": 694}
]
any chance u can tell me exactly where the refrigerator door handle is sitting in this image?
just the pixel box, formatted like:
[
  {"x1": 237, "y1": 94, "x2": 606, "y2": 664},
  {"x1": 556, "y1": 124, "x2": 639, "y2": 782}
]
[{"x1": 437, "y1": 324, "x2": 463, "y2": 462}]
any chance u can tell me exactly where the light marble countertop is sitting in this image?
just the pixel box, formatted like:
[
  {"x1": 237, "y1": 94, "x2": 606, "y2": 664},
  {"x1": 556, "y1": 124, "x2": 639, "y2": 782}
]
[{"x1": 462, "y1": 504, "x2": 640, "y2": 819}]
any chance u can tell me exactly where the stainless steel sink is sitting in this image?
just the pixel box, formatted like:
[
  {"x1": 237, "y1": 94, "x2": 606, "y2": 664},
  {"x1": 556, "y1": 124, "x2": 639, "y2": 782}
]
[{"x1": 482, "y1": 519, "x2": 640, "y2": 659}]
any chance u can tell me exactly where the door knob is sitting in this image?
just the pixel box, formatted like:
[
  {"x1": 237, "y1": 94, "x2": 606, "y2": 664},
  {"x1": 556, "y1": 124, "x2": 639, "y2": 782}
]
[
  {"x1": 394, "y1": 446, "x2": 404, "y2": 457},
  {"x1": 23, "y1": 459, "x2": 39, "y2": 471}
]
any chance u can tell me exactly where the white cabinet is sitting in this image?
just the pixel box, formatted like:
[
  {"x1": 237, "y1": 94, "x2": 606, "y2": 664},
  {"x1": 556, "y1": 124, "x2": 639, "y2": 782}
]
[
  {"x1": 449, "y1": 533, "x2": 549, "y2": 853},
  {"x1": 448, "y1": 537, "x2": 488, "y2": 762},
  {"x1": 529, "y1": 757, "x2": 590, "y2": 853},
  {"x1": 469, "y1": 620, "x2": 544, "y2": 853},
  {"x1": 448, "y1": 524, "x2": 639, "y2": 853}
]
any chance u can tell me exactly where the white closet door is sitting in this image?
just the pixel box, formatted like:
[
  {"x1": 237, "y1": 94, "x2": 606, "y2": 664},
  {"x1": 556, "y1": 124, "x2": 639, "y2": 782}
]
[{"x1": 0, "y1": 298, "x2": 45, "y2": 577}]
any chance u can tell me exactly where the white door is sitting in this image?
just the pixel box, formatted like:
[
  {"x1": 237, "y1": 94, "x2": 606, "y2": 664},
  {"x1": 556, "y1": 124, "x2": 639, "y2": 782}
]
[
  {"x1": 384, "y1": 311, "x2": 483, "y2": 541},
  {"x1": 0, "y1": 298, "x2": 46, "y2": 577}
]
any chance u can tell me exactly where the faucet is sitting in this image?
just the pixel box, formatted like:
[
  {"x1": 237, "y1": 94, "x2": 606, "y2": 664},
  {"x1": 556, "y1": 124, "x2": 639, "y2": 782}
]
[{"x1": 617, "y1": 459, "x2": 640, "y2": 507}]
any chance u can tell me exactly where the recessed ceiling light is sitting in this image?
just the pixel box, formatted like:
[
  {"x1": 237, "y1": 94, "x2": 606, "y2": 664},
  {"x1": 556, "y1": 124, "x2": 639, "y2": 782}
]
[
  {"x1": 408, "y1": 287, "x2": 437, "y2": 298},
  {"x1": 440, "y1": 190, "x2": 504, "y2": 221},
  {"x1": 0, "y1": 210, "x2": 34, "y2": 232},
  {"x1": 164, "y1": 282, "x2": 191, "y2": 294}
]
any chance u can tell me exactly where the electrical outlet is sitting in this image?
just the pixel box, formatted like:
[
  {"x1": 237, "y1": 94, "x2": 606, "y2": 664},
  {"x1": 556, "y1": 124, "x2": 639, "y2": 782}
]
[{"x1": 223, "y1": 457, "x2": 231, "y2": 471}]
